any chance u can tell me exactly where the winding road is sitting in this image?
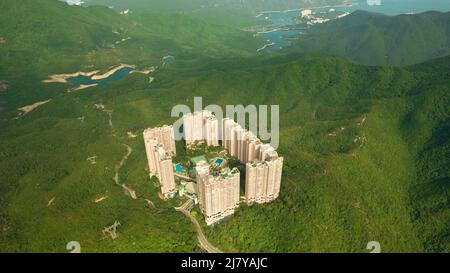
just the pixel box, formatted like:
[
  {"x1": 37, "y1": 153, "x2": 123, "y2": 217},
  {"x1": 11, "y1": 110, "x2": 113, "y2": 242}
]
[
  {"x1": 113, "y1": 144, "x2": 132, "y2": 185},
  {"x1": 106, "y1": 109, "x2": 217, "y2": 251},
  {"x1": 175, "y1": 199, "x2": 223, "y2": 253},
  {"x1": 113, "y1": 144, "x2": 137, "y2": 199}
]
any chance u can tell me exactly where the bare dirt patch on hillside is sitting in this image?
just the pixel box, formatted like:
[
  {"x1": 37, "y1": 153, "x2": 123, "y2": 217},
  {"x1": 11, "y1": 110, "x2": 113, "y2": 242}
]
[
  {"x1": 16, "y1": 99, "x2": 51, "y2": 118},
  {"x1": 0, "y1": 81, "x2": 9, "y2": 92}
]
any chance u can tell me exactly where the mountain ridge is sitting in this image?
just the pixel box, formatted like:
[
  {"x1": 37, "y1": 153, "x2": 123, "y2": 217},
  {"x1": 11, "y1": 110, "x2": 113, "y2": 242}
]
[
  {"x1": 0, "y1": 0, "x2": 448, "y2": 253},
  {"x1": 287, "y1": 10, "x2": 450, "y2": 66}
]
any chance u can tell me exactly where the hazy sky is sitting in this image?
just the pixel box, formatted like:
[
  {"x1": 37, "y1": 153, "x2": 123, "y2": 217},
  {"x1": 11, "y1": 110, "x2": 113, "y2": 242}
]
[{"x1": 61, "y1": 0, "x2": 450, "y2": 14}]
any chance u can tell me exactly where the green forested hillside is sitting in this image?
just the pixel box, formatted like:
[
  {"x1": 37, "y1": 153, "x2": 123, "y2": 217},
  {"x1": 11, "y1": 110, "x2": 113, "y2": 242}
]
[
  {"x1": 0, "y1": 0, "x2": 261, "y2": 110},
  {"x1": 82, "y1": 0, "x2": 348, "y2": 27},
  {"x1": 0, "y1": 0, "x2": 448, "y2": 253},
  {"x1": 287, "y1": 10, "x2": 450, "y2": 66},
  {"x1": 155, "y1": 54, "x2": 449, "y2": 252},
  {"x1": 84, "y1": 0, "x2": 346, "y2": 14},
  {"x1": 1, "y1": 52, "x2": 448, "y2": 252}
]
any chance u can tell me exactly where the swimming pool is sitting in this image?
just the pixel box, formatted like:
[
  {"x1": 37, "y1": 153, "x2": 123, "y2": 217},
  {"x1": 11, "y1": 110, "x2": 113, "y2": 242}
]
[
  {"x1": 175, "y1": 164, "x2": 186, "y2": 174},
  {"x1": 214, "y1": 158, "x2": 224, "y2": 166}
]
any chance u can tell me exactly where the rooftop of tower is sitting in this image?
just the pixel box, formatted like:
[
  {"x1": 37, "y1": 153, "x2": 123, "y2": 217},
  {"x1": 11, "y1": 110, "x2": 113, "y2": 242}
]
[{"x1": 155, "y1": 144, "x2": 172, "y2": 160}]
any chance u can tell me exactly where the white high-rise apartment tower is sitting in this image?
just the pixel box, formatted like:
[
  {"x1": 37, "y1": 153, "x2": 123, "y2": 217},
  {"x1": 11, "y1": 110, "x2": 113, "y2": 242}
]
[
  {"x1": 143, "y1": 126, "x2": 176, "y2": 156},
  {"x1": 183, "y1": 112, "x2": 203, "y2": 145},
  {"x1": 184, "y1": 110, "x2": 219, "y2": 147},
  {"x1": 143, "y1": 126, "x2": 177, "y2": 198},
  {"x1": 204, "y1": 112, "x2": 219, "y2": 147},
  {"x1": 196, "y1": 165, "x2": 240, "y2": 226},
  {"x1": 145, "y1": 111, "x2": 285, "y2": 217},
  {"x1": 245, "y1": 152, "x2": 283, "y2": 204},
  {"x1": 153, "y1": 144, "x2": 177, "y2": 198}
]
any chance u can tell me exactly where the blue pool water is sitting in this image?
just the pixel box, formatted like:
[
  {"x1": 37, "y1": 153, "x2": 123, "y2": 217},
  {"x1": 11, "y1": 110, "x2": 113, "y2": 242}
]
[
  {"x1": 175, "y1": 164, "x2": 186, "y2": 173},
  {"x1": 68, "y1": 67, "x2": 133, "y2": 86},
  {"x1": 215, "y1": 158, "x2": 224, "y2": 166}
]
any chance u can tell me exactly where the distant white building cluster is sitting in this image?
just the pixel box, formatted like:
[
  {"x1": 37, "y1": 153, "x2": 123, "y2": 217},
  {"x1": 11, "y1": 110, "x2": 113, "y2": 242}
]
[
  {"x1": 144, "y1": 111, "x2": 284, "y2": 225},
  {"x1": 301, "y1": 9, "x2": 312, "y2": 18},
  {"x1": 143, "y1": 126, "x2": 177, "y2": 198}
]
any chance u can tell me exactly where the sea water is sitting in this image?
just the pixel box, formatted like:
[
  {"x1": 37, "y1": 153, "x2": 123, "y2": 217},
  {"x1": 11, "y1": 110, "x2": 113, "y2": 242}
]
[{"x1": 257, "y1": 0, "x2": 450, "y2": 53}]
